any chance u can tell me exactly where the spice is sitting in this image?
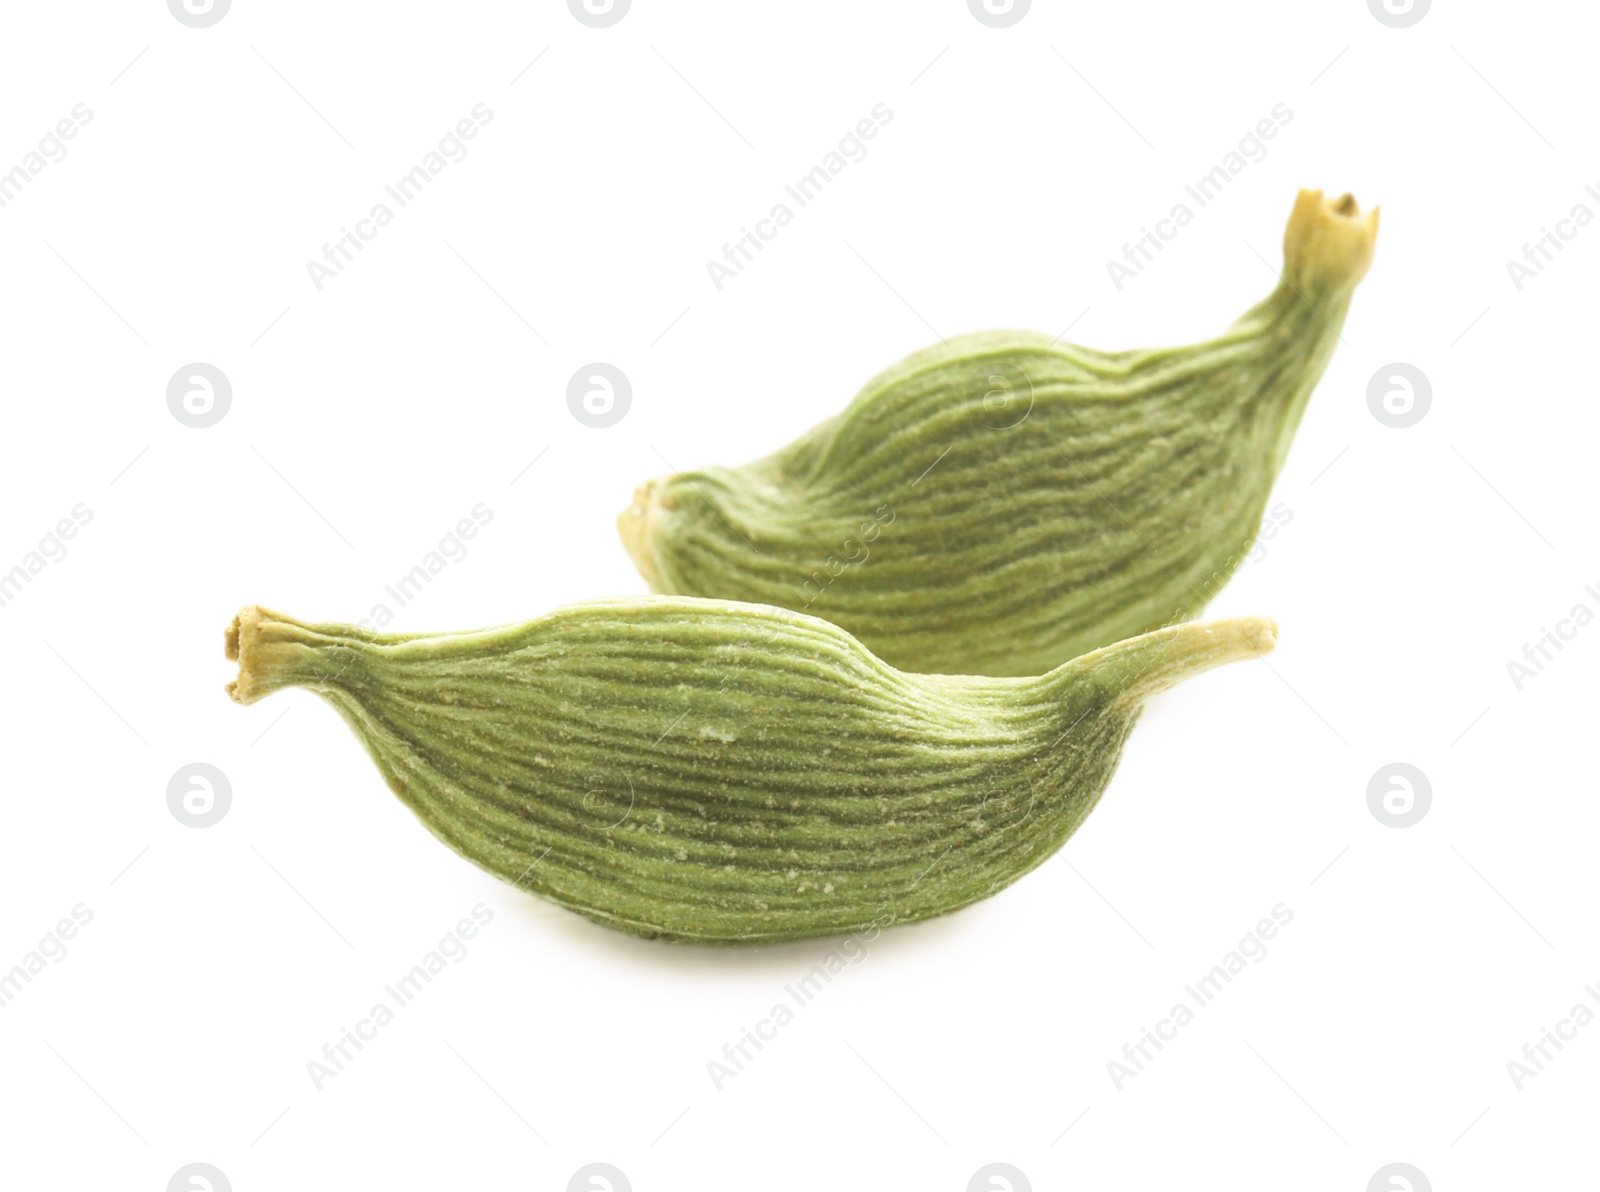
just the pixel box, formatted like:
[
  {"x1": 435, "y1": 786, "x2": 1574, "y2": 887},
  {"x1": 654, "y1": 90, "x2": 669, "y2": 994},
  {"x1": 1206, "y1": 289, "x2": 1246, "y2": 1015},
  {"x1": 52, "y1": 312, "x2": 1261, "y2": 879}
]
[
  {"x1": 619, "y1": 189, "x2": 1375, "y2": 676},
  {"x1": 226, "y1": 600, "x2": 1276, "y2": 945}
]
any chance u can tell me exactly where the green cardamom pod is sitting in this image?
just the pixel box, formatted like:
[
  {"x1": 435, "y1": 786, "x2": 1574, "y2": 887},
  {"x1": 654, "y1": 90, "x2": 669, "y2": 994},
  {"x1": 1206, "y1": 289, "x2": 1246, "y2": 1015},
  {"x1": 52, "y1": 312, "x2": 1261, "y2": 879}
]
[
  {"x1": 226, "y1": 600, "x2": 1275, "y2": 945},
  {"x1": 619, "y1": 189, "x2": 1375, "y2": 676}
]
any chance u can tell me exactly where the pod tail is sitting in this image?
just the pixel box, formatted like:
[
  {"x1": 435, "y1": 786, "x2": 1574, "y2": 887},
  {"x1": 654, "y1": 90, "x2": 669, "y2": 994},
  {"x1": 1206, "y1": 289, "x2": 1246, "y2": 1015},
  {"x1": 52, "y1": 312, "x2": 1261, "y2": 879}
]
[
  {"x1": 1281, "y1": 188, "x2": 1379, "y2": 300},
  {"x1": 1050, "y1": 616, "x2": 1279, "y2": 711}
]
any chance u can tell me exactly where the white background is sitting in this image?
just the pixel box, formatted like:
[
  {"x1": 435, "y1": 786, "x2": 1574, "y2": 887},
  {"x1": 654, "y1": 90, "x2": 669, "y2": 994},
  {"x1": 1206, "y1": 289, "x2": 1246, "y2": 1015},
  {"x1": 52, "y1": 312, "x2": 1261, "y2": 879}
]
[{"x1": 0, "y1": 1, "x2": 1593, "y2": 1189}]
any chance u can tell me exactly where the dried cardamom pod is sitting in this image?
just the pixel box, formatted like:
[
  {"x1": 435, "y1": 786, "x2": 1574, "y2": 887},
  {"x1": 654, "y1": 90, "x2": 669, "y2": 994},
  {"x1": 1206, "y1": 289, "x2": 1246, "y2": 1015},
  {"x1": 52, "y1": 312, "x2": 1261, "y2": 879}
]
[
  {"x1": 619, "y1": 189, "x2": 1375, "y2": 676},
  {"x1": 226, "y1": 600, "x2": 1275, "y2": 945}
]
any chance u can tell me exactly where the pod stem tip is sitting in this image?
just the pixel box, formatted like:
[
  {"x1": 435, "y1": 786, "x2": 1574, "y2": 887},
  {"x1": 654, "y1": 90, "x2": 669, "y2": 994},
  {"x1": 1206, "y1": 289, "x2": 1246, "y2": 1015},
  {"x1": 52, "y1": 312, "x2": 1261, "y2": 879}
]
[
  {"x1": 1282, "y1": 187, "x2": 1378, "y2": 297},
  {"x1": 1085, "y1": 615, "x2": 1279, "y2": 708},
  {"x1": 618, "y1": 479, "x2": 671, "y2": 592},
  {"x1": 225, "y1": 605, "x2": 336, "y2": 706}
]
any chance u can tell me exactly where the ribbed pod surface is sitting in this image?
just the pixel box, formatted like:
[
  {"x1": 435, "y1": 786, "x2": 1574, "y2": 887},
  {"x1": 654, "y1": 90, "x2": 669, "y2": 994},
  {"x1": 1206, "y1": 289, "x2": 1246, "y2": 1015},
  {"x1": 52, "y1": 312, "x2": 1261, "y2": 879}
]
[
  {"x1": 227, "y1": 600, "x2": 1275, "y2": 944},
  {"x1": 620, "y1": 190, "x2": 1376, "y2": 676}
]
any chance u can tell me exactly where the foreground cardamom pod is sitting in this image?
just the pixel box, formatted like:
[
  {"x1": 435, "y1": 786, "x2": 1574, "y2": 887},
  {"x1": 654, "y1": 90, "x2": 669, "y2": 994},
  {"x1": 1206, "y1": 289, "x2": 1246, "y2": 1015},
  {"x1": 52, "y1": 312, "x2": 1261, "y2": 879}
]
[
  {"x1": 620, "y1": 189, "x2": 1375, "y2": 677},
  {"x1": 226, "y1": 599, "x2": 1275, "y2": 944}
]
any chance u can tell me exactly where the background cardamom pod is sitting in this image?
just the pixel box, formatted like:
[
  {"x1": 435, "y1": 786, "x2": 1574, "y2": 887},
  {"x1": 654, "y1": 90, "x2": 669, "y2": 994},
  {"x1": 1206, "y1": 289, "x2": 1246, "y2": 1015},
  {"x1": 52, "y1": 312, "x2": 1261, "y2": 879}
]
[
  {"x1": 620, "y1": 189, "x2": 1376, "y2": 677},
  {"x1": 226, "y1": 600, "x2": 1276, "y2": 945}
]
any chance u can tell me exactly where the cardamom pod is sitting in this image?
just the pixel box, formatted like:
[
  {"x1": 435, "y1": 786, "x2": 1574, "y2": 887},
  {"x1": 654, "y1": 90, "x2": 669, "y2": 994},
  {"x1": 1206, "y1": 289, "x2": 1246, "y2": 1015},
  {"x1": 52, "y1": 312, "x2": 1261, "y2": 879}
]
[
  {"x1": 619, "y1": 189, "x2": 1375, "y2": 677},
  {"x1": 225, "y1": 600, "x2": 1275, "y2": 945}
]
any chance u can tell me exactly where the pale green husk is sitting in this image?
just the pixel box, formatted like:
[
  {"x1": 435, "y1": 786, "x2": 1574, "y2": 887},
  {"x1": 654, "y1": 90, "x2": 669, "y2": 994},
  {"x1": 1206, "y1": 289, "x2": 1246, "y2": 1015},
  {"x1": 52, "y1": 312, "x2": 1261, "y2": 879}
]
[
  {"x1": 620, "y1": 189, "x2": 1376, "y2": 676},
  {"x1": 227, "y1": 599, "x2": 1275, "y2": 945}
]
